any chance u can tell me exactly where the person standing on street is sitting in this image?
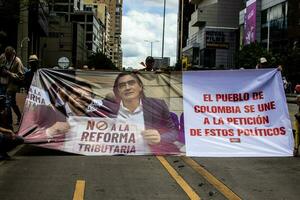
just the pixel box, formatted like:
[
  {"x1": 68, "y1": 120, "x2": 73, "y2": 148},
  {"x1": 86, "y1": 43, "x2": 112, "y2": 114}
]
[
  {"x1": 140, "y1": 56, "x2": 156, "y2": 71},
  {"x1": 0, "y1": 95, "x2": 23, "y2": 160},
  {"x1": 256, "y1": 57, "x2": 269, "y2": 69},
  {"x1": 0, "y1": 46, "x2": 25, "y2": 126},
  {"x1": 293, "y1": 95, "x2": 300, "y2": 156},
  {"x1": 256, "y1": 57, "x2": 282, "y2": 71},
  {"x1": 24, "y1": 54, "x2": 39, "y2": 91}
]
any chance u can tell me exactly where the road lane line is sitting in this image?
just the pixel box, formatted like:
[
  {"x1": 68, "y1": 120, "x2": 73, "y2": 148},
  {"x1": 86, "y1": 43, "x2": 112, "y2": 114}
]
[
  {"x1": 156, "y1": 156, "x2": 201, "y2": 200},
  {"x1": 181, "y1": 157, "x2": 242, "y2": 200},
  {"x1": 73, "y1": 180, "x2": 85, "y2": 200}
]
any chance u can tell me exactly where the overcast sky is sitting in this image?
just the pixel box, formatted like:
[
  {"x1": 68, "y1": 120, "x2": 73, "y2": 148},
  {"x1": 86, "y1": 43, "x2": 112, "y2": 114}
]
[{"x1": 122, "y1": 0, "x2": 179, "y2": 69}]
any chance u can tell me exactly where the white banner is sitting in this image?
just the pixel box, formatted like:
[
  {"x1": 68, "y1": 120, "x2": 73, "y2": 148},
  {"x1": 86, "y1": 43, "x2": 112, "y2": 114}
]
[
  {"x1": 64, "y1": 117, "x2": 151, "y2": 155},
  {"x1": 183, "y1": 69, "x2": 294, "y2": 157},
  {"x1": 25, "y1": 86, "x2": 51, "y2": 107}
]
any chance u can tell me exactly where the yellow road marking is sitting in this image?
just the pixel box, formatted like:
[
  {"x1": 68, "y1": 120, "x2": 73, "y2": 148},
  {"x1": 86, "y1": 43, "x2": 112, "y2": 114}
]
[
  {"x1": 181, "y1": 157, "x2": 242, "y2": 200},
  {"x1": 156, "y1": 156, "x2": 201, "y2": 200},
  {"x1": 73, "y1": 180, "x2": 85, "y2": 200}
]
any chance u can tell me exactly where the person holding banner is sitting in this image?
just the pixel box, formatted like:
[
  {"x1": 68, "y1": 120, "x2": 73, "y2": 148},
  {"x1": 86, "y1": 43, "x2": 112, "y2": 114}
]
[
  {"x1": 0, "y1": 95, "x2": 23, "y2": 160},
  {"x1": 111, "y1": 72, "x2": 179, "y2": 154},
  {"x1": 293, "y1": 95, "x2": 300, "y2": 156}
]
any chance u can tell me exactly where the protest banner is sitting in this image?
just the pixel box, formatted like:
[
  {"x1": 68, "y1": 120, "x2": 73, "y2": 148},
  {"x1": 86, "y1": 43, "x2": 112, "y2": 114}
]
[
  {"x1": 183, "y1": 69, "x2": 293, "y2": 157},
  {"x1": 63, "y1": 117, "x2": 149, "y2": 155},
  {"x1": 18, "y1": 69, "x2": 293, "y2": 156},
  {"x1": 18, "y1": 69, "x2": 182, "y2": 155}
]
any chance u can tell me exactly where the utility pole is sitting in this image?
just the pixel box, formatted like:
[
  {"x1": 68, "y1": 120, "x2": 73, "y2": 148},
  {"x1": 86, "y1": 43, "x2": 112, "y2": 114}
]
[
  {"x1": 162, "y1": 0, "x2": 166, "y2": 58},
  {"x1": 180, "y1": 0, "x2": 184, "y2": 60},
  {"x1": 20, "y1": 37, "x2": 30, "y2": 61},
  {"x1": 145, "y1": 40, "x2": 159, "y2": 56}
]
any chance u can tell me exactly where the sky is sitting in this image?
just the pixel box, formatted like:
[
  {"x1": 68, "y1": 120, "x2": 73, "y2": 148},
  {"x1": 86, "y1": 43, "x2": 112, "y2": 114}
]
[{"x1": 122, "y1": 0, "x2": 179, "y2": 69}]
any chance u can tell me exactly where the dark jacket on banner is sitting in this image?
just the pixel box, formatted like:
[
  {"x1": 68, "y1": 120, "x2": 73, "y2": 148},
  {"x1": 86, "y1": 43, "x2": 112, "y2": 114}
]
[{"x1": 107, "y1": 97, "x2": 179, "y2": 154}]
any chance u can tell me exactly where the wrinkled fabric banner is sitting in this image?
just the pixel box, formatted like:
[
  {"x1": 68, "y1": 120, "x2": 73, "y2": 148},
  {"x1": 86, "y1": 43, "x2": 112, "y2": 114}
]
[
  {"x1": 183, "y1": 69, "x2": 294, "y2": 157},
  {"x1": 18, "y1": 69, "x2": 293, "y2": 157},
  {"x1": 18, "y1": 69, "x2": 184, "y2": 155}
]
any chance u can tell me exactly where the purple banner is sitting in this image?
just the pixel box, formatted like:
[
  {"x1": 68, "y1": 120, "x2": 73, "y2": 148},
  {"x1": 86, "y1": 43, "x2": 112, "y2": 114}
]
[{"x1": 244, "y1": 0, "x2": 257, "y2": 45}]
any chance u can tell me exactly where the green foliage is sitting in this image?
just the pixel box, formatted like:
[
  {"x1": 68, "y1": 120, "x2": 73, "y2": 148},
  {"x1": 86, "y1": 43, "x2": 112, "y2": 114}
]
[
  {"x1": 237, "y1": 42, "x2": 300, "y2": 84},
  {"x1": 279, "y1": 47, "x2": 300, "y2": 84},
  {"x1": 87, "y1": 51, "x2": 119, "y2": 71},
  {"x1": 237, "y1": 43, "x2": 274, "y2": 69}
]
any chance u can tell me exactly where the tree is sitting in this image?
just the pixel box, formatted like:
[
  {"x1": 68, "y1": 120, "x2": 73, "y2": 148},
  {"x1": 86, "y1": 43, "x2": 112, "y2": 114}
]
[
  {"x1": 279, "y1": 47, "x2": 300, "y2": 86},
  {"x1": 87, "y1": 51, "x2": 119, "y2": 71},
  {"x1": 236, "y1": 43, "x2": 274, "y2": 69}
]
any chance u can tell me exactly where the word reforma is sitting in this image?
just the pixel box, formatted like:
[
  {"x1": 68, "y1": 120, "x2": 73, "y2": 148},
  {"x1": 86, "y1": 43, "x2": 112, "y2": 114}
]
[{"x1": 81, "y1": 132, "x2": 135, "y2": 143}]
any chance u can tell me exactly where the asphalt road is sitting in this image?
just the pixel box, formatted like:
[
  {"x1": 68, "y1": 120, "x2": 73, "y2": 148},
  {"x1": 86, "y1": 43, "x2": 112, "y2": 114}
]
[{"x1": 0, "y1": 102, "x2": 299, "y2": 200}]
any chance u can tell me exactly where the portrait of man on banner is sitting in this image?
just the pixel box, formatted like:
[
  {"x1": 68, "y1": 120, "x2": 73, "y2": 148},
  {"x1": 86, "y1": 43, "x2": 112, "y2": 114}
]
[{"x1": 18, "y1": 70, "x2": 180, "y2": 156}]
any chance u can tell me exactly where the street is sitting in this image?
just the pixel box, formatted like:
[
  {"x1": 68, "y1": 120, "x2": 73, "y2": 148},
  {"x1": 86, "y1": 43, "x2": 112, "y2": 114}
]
[
  {"x1": 1, "y1": 0, "x2": 299, "y2": 199},
  {"x1": 0, "y1": 102, "x2": 299, "y2": 200}
]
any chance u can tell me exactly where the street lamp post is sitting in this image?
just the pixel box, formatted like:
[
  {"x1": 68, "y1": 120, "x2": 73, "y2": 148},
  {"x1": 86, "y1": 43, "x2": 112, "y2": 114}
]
[
  {"x1": 20, "y1": 36, "x2": 30, "y2": 61},
  {"x1": 145, "y1": 40, "x2": 159, "y2": 57}
]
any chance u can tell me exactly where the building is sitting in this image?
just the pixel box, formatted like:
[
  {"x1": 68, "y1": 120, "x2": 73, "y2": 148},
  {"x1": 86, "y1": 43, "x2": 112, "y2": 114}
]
[
  {"x1": 239, "y1": 0, "x2": 300, "y2": 53},
  {"x1": 82, "y1": 0, "x2": 122, "y2": 69},
  {"x1": 107, "y1": 0, "x2": 123, "y2": 70},
  {"x1": 153, "y1": 57, "x2": 170, "y2": 70},
  {"x1": 0, "y1": 0, "x2": 49, "y2": 63},
  {"x1": 83, "y1": 0, "x2": 112, "y2": 57},
  {"x1": 177, "y1": 0, "x2": 194, "y2": 64},
  {"x1": 40, "y1": 15, "x2": 86, "y2": 68},
  {"x1": 182, "y1": 0, "x2": 243, "y2": 70},
  {"x1": 0, "y1": 0, "x2": 19, "y2": 52},
  {"x1": 239, "y1": 0, "x2": 300, "y2": 87},
  {"x1": 41, "y1": 0, "x2": 106, "y2": 68},
  {"x1": 49, "y1": 0, "x2": 83, "y2": 21},
  {"x1": 70, "y1": 11, "x2": 105, "y2": 54}
]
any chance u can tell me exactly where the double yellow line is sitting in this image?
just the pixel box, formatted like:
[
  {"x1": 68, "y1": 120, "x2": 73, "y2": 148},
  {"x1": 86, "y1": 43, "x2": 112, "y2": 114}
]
[{"x1": 157, "y1": 156, "x2": 242, "y2": 200}]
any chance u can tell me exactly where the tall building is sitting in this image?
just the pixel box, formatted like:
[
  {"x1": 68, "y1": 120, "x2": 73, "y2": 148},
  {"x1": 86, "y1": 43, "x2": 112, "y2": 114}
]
[
  {"x1": 50, "y1": 0, "x2": 104, "y2": 55},
  {"x1": 83, "y1": 0, "x2": 112, "y2": 57},
  {"x1": 239, "y1": 0, "x2": 300, "y2": 54},
  {"x1": 0, "y1": 0, "x2": 49, "y2": 63},
  {"x1": 41, "y1": 0, "x2": 106, "y2": 68},
  {"x1": 107, "y1": 0, "x2": 123, "y2": 69},
  {"x1": 239, "y1": 0, "x2": 300, "y2": 87},
  {"x1": 0, "y1": 0, "x2": 19, "y2": 52},
  {"x1": 177, "y1": 0, "x2": 194, "y2": 65},
  {"x1": 182, "y1": 0, "x2": 243, "y2": 70},
  {"x1": 83, "y1": 0, "x2": 122, "y2": 69},
  {"x1": 70, "y1": 11, "x2": 104, "y2": 54},
  {"x1": 40, "y1": 15, "x2": 86, "y2": 68}
]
